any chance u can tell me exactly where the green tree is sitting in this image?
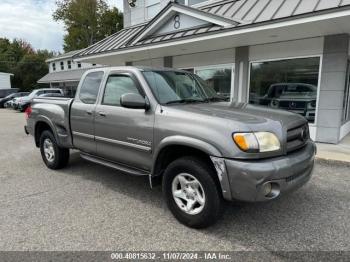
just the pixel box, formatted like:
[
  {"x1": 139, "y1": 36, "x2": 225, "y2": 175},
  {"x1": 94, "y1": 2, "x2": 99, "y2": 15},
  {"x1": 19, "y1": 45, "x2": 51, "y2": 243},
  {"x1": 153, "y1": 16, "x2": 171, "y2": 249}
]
[
  {"x1": 14, "y1": 51, "x2": 53, "y2": 91},
  {"x1": 0, "y1": 38, "x2": 53, "y2": 91},
  {"x1": 53, "y1": 0, "x2": 123, "y2": 52},
  {"x1": 0, "y1": 38, "x2": 12, "y2": 72}
]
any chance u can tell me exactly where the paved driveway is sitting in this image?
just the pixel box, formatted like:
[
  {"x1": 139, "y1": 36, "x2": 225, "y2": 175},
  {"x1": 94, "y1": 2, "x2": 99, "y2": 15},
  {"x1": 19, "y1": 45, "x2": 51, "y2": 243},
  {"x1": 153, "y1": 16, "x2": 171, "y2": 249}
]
[{"x1": 0, "y1": 109, "x2": 349, "y2": 252}]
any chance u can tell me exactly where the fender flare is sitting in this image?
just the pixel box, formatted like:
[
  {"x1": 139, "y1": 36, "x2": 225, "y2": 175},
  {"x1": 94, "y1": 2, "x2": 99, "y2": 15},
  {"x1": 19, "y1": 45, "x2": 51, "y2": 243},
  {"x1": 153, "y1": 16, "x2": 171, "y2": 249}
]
[
  {"x1": 34, "y1": 115, "x2": 60, "y2": 147},
  {"x1": 151, "y1": 136, "x2": 233, "y2": 200},
  {"x1": 151, "y1": 135, "x2": 222, "y2": 175}
]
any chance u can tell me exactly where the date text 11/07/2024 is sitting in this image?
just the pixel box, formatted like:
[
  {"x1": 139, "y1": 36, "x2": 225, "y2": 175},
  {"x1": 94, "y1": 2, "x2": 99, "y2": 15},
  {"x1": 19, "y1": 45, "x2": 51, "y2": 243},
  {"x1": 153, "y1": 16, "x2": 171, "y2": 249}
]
[{"x1": 110, "y1": 252, "x2": 232, "y2": 260}]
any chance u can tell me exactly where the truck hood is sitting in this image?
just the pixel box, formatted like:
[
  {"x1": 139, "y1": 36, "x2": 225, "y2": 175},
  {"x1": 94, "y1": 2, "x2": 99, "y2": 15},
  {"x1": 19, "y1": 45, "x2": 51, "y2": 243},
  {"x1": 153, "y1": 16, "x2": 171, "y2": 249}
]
[{"x1": 168, "y1": 101, "x2": 306, "y2": 129}]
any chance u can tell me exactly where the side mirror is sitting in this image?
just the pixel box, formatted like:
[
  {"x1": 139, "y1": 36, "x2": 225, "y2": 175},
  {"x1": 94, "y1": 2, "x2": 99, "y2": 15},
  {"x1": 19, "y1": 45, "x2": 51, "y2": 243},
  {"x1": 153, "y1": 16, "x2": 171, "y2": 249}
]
[{"x1": 120, "y1": 93, "x2": 150, "y2": 110}]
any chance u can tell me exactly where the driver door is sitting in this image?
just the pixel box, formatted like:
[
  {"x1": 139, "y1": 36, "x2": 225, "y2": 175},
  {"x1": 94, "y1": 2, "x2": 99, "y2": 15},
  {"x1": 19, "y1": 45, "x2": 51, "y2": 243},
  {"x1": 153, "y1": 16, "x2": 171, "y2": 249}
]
[{"x1": 94, "y1": 72, "x2": 154, "y2": 172}]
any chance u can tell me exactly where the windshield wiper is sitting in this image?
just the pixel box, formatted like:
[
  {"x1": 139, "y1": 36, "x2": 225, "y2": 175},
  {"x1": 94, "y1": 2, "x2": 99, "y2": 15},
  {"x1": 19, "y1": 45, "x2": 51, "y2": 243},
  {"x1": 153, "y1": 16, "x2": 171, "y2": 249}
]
[
  {"x1": 165, "y1": 98, "x2": 206, "y2": 105},
  {"x1": 205, "y1": 97, "x2": 229, "y2": 102}
]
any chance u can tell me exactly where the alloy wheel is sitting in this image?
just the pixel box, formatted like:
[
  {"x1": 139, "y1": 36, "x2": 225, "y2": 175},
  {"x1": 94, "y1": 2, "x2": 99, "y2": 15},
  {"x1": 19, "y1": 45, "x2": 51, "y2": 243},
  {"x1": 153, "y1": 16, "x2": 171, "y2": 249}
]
[{"x1": 171, "y1": 173, "x2": 206, "y2": 215}]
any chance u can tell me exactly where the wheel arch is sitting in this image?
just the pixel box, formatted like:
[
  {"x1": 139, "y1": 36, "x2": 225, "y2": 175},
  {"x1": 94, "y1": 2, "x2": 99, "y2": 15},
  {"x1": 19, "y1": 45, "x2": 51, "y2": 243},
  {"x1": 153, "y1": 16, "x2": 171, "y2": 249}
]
[
  {"x1": 34, "y1": 116, "x2": 57, "y2": 147},
  {"x1": 151, "y1": 136, "x2": 233, "y2": 200},
  {"x1": 152, "y1": 136, "x2": 222, "y2": 186}
]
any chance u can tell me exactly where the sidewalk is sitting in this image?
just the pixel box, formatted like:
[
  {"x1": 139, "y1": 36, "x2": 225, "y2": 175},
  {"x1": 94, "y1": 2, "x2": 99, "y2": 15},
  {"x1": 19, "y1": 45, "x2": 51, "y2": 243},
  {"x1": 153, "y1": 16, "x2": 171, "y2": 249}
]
[{"x1": 316, "y1": 133, "x2": 350, "y2": 163}]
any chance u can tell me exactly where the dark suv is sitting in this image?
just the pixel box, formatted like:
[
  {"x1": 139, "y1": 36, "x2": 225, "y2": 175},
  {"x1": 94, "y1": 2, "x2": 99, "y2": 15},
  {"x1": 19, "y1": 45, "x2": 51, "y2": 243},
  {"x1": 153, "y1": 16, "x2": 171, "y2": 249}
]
[
  {"x1": 0, "y1": 92, "x2": 29, "y2": 108},
  {"x1": 259, "y1": 83, "x2": 317, "y2": 122}
]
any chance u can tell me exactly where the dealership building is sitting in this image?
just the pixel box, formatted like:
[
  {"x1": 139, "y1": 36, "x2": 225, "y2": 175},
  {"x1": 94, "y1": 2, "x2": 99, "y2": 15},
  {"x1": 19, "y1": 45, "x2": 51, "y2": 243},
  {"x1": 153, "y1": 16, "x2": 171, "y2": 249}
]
[
  {"x1": 38, "y1": 50, "x2": 101, "y2": 97},
  {"x1": 75, "y1": 0, "x2": 350, "y2": 144}
]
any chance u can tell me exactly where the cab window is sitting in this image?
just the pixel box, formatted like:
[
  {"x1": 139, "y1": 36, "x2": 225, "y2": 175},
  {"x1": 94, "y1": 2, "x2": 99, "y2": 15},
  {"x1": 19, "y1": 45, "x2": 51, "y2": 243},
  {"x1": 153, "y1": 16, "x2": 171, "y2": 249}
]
[
  {"x1": 79, "y1": 72, "x2": 104, "y2": 104},
  {"x1": 102, "y1": 75, "x2": 140, "y2": 106}
]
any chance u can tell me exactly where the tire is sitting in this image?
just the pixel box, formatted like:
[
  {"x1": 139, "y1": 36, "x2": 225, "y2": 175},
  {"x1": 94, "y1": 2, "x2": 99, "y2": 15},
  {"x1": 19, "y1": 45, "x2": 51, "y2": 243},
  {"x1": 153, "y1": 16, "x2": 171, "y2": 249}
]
[
  {"x1": 162, "y1": 156, "x2": 223, "y2": 228},
  {"x1": 39, "y1": 130, "x2": 69, "y2": 170}
]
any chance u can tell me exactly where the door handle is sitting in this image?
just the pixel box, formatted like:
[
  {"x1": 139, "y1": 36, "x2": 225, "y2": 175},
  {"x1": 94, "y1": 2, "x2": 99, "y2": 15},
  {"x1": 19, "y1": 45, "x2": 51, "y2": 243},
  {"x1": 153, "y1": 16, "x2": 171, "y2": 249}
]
[
  {"x1": 86, "y1": 110, "x2": 93, "y2": 115},
  {"x1": 98, "y1": 111, "x2": 106, "y2": 117}
]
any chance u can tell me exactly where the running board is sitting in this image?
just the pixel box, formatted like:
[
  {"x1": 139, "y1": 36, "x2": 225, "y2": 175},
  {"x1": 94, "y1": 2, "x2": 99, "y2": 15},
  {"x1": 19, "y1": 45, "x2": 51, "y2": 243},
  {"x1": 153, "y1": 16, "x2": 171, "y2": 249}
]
[{"x1": 80, "y1": 153, "x2": 150, "y2": 176}]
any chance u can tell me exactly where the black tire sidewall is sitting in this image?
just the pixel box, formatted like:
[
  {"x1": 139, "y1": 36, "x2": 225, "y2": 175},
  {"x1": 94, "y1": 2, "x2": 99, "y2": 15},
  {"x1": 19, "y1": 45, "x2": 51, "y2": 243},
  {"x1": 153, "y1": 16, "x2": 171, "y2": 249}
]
[
  {"x1": 163, "y1": 157, "x2": 223, "y2": 228},
  {"x1": 40, "y1": 130, "x2": 61, "y2": 169}
]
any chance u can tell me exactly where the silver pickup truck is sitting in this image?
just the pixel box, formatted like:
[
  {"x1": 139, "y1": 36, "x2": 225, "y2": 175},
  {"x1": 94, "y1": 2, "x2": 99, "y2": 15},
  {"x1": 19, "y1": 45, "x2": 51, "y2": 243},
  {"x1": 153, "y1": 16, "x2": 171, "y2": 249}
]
[{"x1": 25, "y1": 67, "x2": 316, "y2": 228}]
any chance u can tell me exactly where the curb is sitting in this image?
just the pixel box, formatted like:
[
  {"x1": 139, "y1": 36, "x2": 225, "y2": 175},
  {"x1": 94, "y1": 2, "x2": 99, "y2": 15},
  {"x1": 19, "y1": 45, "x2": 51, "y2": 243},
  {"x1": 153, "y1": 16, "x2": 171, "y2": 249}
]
[{"x1": 315, "y1": 156, "x2": 350, "y2": 167}]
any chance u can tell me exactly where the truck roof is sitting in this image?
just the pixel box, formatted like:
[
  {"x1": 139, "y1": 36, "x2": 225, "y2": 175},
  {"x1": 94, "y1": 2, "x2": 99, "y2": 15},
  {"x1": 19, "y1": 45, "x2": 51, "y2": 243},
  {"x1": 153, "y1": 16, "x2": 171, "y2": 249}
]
[{"x1": 83, "y1": 66, "x2": 188, "y2": 74}]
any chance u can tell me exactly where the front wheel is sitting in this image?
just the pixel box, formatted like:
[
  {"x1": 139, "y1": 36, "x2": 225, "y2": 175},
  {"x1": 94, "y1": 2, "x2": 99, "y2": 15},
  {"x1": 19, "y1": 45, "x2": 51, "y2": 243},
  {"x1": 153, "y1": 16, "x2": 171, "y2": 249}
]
[
  {"x1": 40, "y1": 130, "x2": 69, "y2": 170},
  {"x1": 162, "y1": 157, "x2": 223, "y2": 228}
]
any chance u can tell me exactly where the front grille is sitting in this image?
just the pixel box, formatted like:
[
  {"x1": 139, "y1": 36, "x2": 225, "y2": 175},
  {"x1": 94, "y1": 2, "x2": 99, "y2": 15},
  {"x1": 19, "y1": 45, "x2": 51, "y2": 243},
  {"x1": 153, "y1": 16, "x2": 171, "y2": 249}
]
[
  {"x1": 286, "y1": 124, "x2": 309, "y2": 153},
  {"x1": 279, "y1": 101, "x2": 306, "y2": 109}
]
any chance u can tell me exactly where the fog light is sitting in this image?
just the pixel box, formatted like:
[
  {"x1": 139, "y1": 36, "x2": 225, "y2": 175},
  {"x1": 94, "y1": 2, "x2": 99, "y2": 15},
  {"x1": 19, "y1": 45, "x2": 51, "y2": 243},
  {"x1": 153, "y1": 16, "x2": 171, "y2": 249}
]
[{"x1": 262, "y1": 182, "x2": 272, "y2": 196}]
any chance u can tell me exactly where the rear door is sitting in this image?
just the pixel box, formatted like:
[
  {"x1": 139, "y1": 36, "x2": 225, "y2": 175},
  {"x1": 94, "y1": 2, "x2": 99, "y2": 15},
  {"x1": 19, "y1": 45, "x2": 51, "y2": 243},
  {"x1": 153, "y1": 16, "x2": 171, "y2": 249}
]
[
  {"x1": 94, "y1": 71, "x2": 154, "y2": 171},
  {"x1": 70, "y1": 71, "x2": 104, "y2": 154}
]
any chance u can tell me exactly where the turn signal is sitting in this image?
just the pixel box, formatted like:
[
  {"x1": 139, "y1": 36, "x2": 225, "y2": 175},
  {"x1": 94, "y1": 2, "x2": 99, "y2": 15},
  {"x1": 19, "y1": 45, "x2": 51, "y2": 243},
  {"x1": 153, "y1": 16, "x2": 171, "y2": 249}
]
[{"x1": 233, "y1": 133, "x2": 259, "y2": 152}]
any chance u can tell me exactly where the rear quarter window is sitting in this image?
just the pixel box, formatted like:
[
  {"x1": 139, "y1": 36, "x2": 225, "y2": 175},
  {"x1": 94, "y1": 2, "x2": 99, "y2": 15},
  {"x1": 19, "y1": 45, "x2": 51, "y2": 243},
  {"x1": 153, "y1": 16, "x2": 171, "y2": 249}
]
[{"x1": 79, "y1": 72, "x2": 104, "y2": 104}]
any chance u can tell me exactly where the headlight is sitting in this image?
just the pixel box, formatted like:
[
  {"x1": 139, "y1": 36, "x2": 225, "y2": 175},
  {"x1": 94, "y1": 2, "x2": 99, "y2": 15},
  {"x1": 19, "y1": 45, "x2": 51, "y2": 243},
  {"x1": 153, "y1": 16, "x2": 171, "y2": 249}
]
[
  {"x1": 270, "y1": 100, "x2": 279, "y2": 108},
  {"x1": 233, "y1": 132, "x2": 281, "y2": 153},
  {"x1": 308, "y1": 100, "x2": 316, "y2": 109}
]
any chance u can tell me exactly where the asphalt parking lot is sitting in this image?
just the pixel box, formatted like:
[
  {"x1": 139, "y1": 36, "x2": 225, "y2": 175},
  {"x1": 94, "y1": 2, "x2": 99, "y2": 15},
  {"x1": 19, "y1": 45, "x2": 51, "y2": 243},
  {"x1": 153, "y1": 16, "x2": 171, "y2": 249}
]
[{"x1": 0, "y1": 109, "x2": 349, "y2": 252}]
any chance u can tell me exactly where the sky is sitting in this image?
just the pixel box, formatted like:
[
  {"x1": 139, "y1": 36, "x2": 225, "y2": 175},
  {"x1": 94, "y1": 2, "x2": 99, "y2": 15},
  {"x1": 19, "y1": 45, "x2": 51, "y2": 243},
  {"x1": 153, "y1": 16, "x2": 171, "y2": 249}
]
[{"x1": 0, "y1": 0, "x2": 124, "y2": 52}]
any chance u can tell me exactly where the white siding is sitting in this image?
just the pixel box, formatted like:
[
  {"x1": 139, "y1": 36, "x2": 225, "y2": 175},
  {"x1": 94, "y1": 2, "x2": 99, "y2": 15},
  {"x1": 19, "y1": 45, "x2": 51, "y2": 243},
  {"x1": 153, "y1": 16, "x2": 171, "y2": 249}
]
[
  {"x1": 132, "y1": 58, "x2": 164, "y2": 67},
  {"x1": 173, "y1": 48, "x2": 235, "y2": 68},
  {"x1": 49, "y1": 59, "x2": 99, "y2": 73},
  {"x1": 0, "y1": 73, "x2": 12, "y2": 89},
  {"x1": 249, "y1": 37, "x2": 324, "y2": 61},
  {"x1": 124, "y1": 0, "x2": 172, "y2": 27}
]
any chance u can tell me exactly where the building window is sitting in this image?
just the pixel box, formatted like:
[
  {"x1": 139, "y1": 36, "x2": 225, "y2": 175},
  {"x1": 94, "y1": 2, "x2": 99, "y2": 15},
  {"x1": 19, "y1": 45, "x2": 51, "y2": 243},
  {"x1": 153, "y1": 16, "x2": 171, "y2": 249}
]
[
  {"x1": 68, "y1": 60, "x2": 72, "y2": 69},
  {"x1": 52, "y1": 63, "x2": 56, "y2": 71},
  {"x1": 195, "y1": 65, "x2": 233, "y2": 99},
  {"x1": 146, "y1": 0, "x2": 160, "y2": 20},
  {"x1": 249, "y1": 57, "x2": 320, "y2": 124},
  {"x1": 77, "y1": 62, "x2": 82, "y2": 68},
  {"x1": 60, "y1": 61, "x2": 64, "y2": 70}
]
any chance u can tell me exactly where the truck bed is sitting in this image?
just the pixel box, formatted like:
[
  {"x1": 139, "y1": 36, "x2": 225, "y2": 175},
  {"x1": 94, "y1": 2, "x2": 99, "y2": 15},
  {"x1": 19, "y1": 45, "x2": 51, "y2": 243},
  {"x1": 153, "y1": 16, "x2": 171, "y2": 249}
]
[{"x1": 29, "y1": 97, "x2": 74, "y2": 148}]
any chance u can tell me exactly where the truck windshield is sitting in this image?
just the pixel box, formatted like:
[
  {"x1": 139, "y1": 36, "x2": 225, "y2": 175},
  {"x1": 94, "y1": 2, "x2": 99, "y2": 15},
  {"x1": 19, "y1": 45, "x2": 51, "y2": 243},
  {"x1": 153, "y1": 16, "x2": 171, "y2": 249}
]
[{"x1": 143, "y1": 70, "x2": 228, "y2": 105}]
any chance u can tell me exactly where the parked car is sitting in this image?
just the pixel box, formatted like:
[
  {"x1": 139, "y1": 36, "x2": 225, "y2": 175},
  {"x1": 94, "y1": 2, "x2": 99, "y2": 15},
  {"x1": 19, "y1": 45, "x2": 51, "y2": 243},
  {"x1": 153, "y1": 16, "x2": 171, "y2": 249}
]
[
  {"x1": 25, "y1": 67, "x2": 316, "y2": 228},
  {"x1": 17, "y1": 88, "x2": 63, "y2": 112},
  {"x1": 255, "y1": 83, "x2": 317, "y2": 122},
  {"x1": 4, "y1": 98, "x2": 16, "y2": 108},
  {"x1": 12, "y1": 97, "x2": 20, "y2": 109},
  {"x1": 0, "y1": 92, "x2": 29, "y2": 108},
  {"x1": 12, "y1": 94, "x2": 31, "y2": 110}
]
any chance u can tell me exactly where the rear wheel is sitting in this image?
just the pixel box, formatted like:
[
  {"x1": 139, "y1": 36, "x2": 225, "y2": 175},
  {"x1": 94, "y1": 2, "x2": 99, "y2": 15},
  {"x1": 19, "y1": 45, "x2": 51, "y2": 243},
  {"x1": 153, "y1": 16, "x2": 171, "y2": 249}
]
[
  {"x1": 39, "y1": 130, "x2": 69, "y2": 169},
  {"x1": 163, "y1": 156, "x2": 223, "y2": 228}
]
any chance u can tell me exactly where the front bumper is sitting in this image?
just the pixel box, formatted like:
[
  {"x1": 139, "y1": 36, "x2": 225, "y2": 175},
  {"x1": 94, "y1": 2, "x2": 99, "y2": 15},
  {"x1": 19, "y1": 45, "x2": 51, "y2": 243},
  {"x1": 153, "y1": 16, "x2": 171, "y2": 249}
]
[{"x1": 212, "y1": 141, "x2": 316, "y2": 202}]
